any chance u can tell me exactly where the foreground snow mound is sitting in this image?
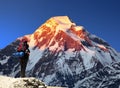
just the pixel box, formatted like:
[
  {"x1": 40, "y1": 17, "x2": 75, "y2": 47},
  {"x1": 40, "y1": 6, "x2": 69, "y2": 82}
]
[{"x1": 0, "y1": 76, "x2": 46, "y2": 88}]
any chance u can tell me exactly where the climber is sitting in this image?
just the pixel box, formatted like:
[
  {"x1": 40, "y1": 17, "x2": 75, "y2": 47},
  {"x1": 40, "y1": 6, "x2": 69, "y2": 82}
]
[{"x1": 17, "y1": 39, "x2": 30, "y2": 77}]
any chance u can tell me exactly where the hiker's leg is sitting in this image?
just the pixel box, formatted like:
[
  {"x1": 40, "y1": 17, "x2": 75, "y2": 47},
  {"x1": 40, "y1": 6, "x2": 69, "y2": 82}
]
[
  {"x1": 21, "y1": 56, "x2": 29, "y2": 77},
  {"x1": 20, "y1": 58, "x2": 26, "y2": 77}
]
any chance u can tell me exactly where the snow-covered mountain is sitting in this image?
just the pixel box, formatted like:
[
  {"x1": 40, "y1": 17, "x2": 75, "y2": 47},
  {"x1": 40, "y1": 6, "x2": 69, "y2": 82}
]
[{"x1": 0, "y1": 16, "x2": 120, "y2": 88}]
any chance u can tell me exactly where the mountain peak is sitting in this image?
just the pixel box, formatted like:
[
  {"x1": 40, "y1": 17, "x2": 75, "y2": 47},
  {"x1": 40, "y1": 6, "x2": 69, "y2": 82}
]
[
  {"x1": 38, "y1": 16, "x2": 76, "y2": 32},
  {"x1": 53, "y1": 16, "x2": 73, "y2": 24},
  {"x1": 29, "y1": 16, "x2": 89, "y2": 51}
]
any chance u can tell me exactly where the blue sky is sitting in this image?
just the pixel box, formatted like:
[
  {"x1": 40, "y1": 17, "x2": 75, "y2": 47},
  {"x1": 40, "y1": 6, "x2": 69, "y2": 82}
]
[{"x1": 0, "y1": 0, "x2": 120, "y2": 51}]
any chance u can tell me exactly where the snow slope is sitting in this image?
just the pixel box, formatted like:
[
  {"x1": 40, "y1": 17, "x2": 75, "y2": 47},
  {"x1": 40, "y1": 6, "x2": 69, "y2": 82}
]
[{"x1": 0, "y1": 75, "x2": 46, "y2": 88}]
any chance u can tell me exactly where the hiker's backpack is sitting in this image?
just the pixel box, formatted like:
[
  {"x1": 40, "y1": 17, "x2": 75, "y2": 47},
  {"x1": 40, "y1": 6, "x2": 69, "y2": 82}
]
[
  {"x1": 17, "y1": 41, "x2": 30, "y2": 55},
  {"x1": 17, "y1": 42, "x2": 26, "y2": 52}
]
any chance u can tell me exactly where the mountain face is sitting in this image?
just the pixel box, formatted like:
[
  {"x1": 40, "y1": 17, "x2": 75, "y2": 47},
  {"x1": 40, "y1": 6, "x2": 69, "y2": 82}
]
[{"x1": 0, "y1": 16, "x2": 120, "y2": 88}]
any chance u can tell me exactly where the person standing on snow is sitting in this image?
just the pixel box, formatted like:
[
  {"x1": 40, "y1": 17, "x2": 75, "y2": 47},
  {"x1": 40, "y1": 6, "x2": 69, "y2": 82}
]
[{"x1": 17, "y1": 40, "x2": 30, "y2": 77}]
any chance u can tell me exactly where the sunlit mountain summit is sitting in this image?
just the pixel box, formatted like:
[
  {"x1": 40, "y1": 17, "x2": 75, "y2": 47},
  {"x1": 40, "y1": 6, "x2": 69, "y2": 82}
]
[{"x1": 0, "y1": 16, "x2": 120, "y2": 88}]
